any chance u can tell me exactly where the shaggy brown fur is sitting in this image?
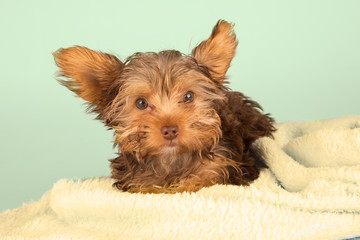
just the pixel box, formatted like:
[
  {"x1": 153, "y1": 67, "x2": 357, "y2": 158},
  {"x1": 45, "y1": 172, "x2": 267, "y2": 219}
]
[{"x1": 53, "y1": 20, "x2": 275, "y2": 193}]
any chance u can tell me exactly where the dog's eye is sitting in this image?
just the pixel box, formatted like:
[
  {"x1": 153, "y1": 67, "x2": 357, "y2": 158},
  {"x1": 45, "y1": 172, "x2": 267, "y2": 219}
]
[
  {"x1": 183, "y1": 91, "x2": 194, "y2": 103},
  {"x1": 135, "y1": 98, "x2": 148, "y2": 110}
]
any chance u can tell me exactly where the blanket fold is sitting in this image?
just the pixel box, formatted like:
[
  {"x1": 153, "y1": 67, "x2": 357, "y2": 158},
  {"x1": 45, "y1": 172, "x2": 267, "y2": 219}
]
[{"x1": 1, "y1": 116, "x2": 360, "y2": 240}]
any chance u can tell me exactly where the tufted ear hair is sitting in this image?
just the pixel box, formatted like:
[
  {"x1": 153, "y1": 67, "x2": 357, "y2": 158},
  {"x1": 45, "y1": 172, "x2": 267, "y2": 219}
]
[
  {"x1": 192, "y1": 20, "x2": 238, "y2": 83},
  {"x1": 53, "y1": 46, "x2": 124, "y2": 112}
]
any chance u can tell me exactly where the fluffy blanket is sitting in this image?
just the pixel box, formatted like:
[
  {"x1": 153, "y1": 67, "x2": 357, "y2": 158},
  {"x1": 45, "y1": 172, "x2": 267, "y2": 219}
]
[{"x1": 1, "y1": 116, "x2": 360, "y2": 240}]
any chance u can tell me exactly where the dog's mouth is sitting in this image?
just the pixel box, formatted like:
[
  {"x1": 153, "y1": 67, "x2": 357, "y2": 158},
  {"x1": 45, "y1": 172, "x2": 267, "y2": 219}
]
[
  {"x1": 156, "y1": 140, "x2": 179, "y2": 156},
  {"x1": 160, "y1": 139, "x2": 180, "y2": 154},
  {"x1": 167, "y1": 139, "x2": 178, "y2": 148}
]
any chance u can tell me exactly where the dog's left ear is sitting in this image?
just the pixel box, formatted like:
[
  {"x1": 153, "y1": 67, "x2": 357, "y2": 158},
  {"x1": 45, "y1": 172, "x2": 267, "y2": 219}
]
[
  {"x1": 53, "y1": 46, "x2": 124, "y2": 112},
  {"x1": 192, "y1": 20, "x2": 238, "y2": 83}
]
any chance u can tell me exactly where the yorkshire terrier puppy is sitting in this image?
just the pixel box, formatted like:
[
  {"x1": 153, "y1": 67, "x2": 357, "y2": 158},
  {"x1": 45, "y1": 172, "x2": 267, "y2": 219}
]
[{"x1": 53, "y1": 20, "x2": 275, "y2": 193}]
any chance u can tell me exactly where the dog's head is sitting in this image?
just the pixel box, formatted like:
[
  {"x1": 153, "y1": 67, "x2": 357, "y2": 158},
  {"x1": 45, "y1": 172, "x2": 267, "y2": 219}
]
[{"x1": 54, "y1": 20, "x2": 238, "y2": 159}]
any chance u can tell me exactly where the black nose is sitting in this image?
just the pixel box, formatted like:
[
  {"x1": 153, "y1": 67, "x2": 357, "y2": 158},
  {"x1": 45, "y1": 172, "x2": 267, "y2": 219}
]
[{"x1": 161, "y1": 125, "x2": 179, "y2": 140}]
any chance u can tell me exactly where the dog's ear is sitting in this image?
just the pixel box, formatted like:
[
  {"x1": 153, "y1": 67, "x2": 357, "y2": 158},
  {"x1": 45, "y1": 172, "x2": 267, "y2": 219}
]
[
  {"x1": 53, "y1": 46, "x2": 124, "y2": 108},
  {"x1": 192, "y1": 20, "x2": 238, "y2": 83}
]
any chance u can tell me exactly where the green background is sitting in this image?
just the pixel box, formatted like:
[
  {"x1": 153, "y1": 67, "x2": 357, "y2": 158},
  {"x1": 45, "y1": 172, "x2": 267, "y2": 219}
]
[{"x1": 1, "y1": 0, "x2": 359, "y2": 212}]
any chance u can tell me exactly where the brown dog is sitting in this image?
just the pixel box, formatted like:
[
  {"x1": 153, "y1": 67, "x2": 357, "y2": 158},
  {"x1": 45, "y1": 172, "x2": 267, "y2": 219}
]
[{"x1": 53, "y1": 20, "x2": 275, "y2": 193}]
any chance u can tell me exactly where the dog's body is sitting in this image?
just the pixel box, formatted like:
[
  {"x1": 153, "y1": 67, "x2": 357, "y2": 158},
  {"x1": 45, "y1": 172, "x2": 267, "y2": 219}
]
[{"x1": 54, "y1": 20, "x2": 275, "y2": 193}]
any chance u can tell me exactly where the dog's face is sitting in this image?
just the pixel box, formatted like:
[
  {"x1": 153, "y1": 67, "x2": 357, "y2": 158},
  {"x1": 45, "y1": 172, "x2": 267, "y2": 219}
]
[
  {"x1": 54, "y1": 20, "x2": 237, "y2": 160},
  {"x1": 110, "y1": 51, "x2": 225, "y2": 158}
]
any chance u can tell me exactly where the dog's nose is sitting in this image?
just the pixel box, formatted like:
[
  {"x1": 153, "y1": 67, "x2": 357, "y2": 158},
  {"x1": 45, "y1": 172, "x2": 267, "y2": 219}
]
[{"x1": 161, "y1": 125, "x2": 179, "y2": 140}]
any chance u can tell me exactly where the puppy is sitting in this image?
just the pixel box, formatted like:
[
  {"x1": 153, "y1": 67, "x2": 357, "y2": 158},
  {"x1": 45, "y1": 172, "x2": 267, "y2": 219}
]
[{"x1": 53, "y1": 20, "x2": 275, "y2": 193}]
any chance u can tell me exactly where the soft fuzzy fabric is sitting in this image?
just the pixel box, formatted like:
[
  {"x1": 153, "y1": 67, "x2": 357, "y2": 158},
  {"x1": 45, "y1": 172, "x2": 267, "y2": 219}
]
[{"x1": 1, "y1": 116, "x2": 360, "y2": 240}]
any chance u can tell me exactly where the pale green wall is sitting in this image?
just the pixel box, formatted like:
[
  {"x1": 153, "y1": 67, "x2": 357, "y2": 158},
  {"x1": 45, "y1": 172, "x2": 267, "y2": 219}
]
[{"x1": 1, "y1": 0, "x2": 359, "y2": 211}]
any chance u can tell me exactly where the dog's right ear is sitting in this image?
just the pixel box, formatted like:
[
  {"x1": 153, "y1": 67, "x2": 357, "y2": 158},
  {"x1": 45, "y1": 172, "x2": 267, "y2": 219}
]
[
  {"x1": 53, "y1": 46, "x2": 124, "y2": 108},
  {"x1": 192, "y1": 20, "x2": 238, "y2": 83}
]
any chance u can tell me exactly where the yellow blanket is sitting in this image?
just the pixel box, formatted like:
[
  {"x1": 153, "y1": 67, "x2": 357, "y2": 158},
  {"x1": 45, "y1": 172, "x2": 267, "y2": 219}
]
[{"x1": 1, "y1": 116, "x2": 360, "y2": 240}]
